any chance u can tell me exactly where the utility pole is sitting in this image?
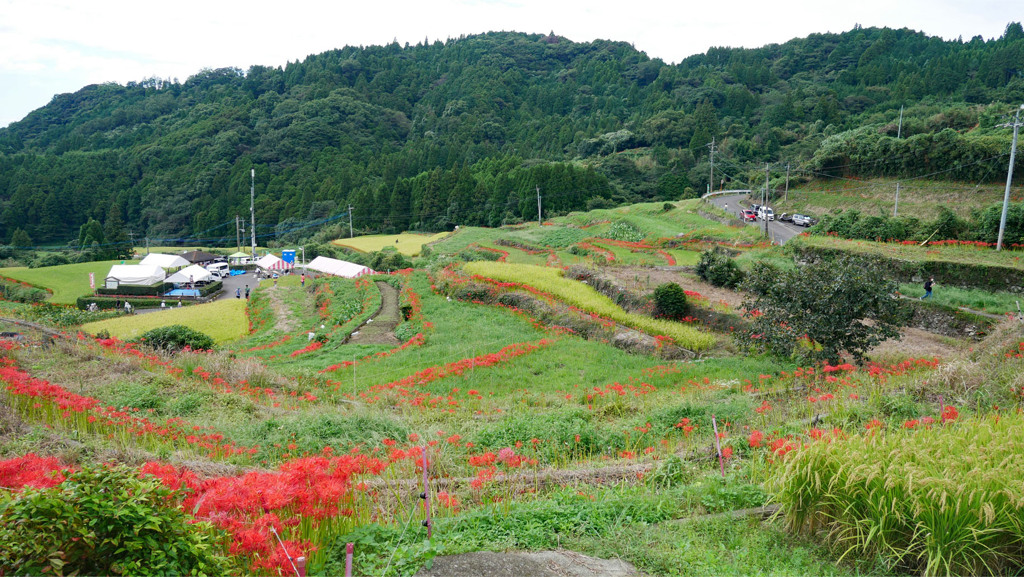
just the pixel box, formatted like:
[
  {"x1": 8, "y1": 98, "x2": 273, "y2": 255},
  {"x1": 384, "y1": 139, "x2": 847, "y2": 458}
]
[
  {"x1": 707, "y1": 138, "x2": 716, "y2": 194},
  {"x1": 784, "y1": 163, "x2": 790, "y2": 203},
  {"x1": 348, "y1": 204, "x2": 354, "y2": 238},
  {"x1": 897, "y1": 105, "x2": 904, "y2": 139},
  {"x1": 235, "y1": 215, "x2": 241, "y2": 253},
  {"x1": 250, "y1": 168, "x2": 257, "y2": 261},
  {"x1": 997, "y1": 104, "x2": 1024, "y2": 251},
  {"x1": 893, "y1": 182, "x2": 901, "y2": 217},
  {"x1": 536, "y1": 185, "x2": 542, "y2": 225},
  {"x1": 145, "y1": 237, "x2": 150, "y2": 256},
  {"x1": 764, "y1": 164, "x2": 770, "y2": 238}
]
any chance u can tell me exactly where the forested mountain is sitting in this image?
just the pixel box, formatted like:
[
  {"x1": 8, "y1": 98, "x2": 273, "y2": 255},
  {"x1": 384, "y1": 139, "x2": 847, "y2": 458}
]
[{"x1": 1, "y1": 25, "x2": 1023, "y2": 246}]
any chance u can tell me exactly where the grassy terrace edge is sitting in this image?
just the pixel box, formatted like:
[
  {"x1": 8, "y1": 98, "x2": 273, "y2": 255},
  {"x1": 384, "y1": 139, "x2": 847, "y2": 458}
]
[{"x1": 462, "y1": 261, "x2": 717, "y2": 352}]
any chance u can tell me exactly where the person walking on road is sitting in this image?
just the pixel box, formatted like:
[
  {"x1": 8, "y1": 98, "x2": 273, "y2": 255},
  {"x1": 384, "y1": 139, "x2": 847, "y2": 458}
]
[
  {"x1": 244, "y1": 285, "x2": 250, "y2": 299},
  {"x1": 236, "y1": 287, "x2": 241, "y2": 299},
  {"x1": 921, "y1": 277, "x2": 935, "y2": 300}
]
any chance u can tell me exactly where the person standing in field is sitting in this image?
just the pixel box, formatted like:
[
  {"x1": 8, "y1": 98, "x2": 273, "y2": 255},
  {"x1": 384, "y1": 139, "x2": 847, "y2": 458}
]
[
  {"x1": 301, "y1": 273, "x2": 306, "y2": 287},
  {"x1": 921, "y1": 277, "x2": 935, "y2": 300}
]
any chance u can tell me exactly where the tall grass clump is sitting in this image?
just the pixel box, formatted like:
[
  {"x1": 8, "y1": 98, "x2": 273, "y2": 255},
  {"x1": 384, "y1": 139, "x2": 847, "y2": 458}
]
[{"x1": 770, "y1": 413, "x2": 1024, "y2": 576}]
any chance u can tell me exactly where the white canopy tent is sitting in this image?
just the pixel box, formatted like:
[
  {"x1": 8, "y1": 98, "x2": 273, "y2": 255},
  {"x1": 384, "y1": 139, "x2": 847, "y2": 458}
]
[
  {"x1": 105, "y1": 265, "x2": 166, "y2": 288},
  {"x1": 139, "y1": 253, "x2": 189, "y2": 269},
  {"x1": 306, "y1": 256, "x2": 374, "y2": 278},
  {"x1": 256, "y1": 253, "x2": 293, "y2": 271},
  {"x1": 165, "y1": 264, "x2": 214, "y2": 285}
]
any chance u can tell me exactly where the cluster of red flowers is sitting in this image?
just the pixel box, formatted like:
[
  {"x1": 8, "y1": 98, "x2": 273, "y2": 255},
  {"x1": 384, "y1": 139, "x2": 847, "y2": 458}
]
[
  {"x1": 468, "y1": 243, "x2": 509, "y2": 262},
  {"x1": 366, "y1": 339, "x2": 554, "y2": 396},
  {"x1": 290, "y1": 340, "x2": 324, "y2": 357},
  {"x1": 0, "y1": 453, "x2": 73, "y2": 489},
  {"x1": 0, "y1": 350, "x2": 255, "y2": 460},
  {"x1": 576, "y1": 242, "x2": 616, "y2": 262},
  {"x1": 318, "y1": 333, "x2": 427, "y2": 374},
  {"x1": 235, "y1": 334, "x2": 296, "y2": 353}
]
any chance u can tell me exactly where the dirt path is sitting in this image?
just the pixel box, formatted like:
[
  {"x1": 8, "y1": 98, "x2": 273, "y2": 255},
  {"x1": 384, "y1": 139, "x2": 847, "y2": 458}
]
[
  {"x1": 346, "y1": 281, "x2": 401, "y2": 346},
  {"x1": 266, "y1": 284, "x2": 298, "y2": 333}
]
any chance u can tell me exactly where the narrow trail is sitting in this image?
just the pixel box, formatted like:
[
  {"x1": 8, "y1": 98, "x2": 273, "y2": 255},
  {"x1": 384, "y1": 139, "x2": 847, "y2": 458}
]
[
  {"x1": 346, "y1": 281, "x2": 401, "y2": 346},
  {"x1": 266, "y1": 283, "x2": 298, "y2": 333}
]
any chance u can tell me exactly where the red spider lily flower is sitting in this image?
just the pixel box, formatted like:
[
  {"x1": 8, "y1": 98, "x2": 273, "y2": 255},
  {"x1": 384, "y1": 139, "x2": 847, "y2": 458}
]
[{"x1": 748, "y1": 430, "x2": 764, "y2": 448}]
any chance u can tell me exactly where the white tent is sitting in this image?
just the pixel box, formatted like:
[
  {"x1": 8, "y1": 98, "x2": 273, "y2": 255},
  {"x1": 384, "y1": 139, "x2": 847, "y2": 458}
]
[
  {"x1": 139, "y1": 253, "x2": 189, "y2": 269},
  {"x1": 105, "y1": 265, "x2": 166, "y2": 287},
  {"x1": 307, "y1": 256, "x2": 374, "y2": 278},
  {"x1": 256, "y1": 253, "x2": 292, "y2": 271},
  {"x1": 165, "y1": 264, "x2": 214, "y2": 284}
]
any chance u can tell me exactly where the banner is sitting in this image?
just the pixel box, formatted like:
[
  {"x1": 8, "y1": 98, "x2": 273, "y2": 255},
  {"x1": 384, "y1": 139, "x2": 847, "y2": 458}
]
[{"x1": 89, "y1": 272, "x2": 95, "y2": 289}]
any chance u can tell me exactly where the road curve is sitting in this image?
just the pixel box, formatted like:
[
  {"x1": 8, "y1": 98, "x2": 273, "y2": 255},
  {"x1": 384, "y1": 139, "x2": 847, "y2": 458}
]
[{"x1": 704, "y1": 192, "x2": 808, "y2": 245}]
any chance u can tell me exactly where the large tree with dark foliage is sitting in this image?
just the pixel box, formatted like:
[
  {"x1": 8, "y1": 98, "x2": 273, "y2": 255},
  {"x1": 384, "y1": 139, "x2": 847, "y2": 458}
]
[{"x1": 739, "y1": 255, "x2": 910, "y2": 363}]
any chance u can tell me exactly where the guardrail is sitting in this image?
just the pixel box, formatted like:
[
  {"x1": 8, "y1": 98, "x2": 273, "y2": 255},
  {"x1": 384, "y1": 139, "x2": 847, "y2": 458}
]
[{"x1": 701, "y1": 189, "x2": 751, "y2": 200}]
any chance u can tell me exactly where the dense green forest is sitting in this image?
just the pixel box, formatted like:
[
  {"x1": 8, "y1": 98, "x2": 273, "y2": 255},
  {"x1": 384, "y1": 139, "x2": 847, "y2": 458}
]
[{"x1": 1, "y1": 25, "x2": 1022, "y2": 247}]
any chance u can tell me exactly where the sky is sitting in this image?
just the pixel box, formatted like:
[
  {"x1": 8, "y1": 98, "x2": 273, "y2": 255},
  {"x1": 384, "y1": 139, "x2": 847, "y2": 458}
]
[{"x1": 0, "y1": 0, "x2": 1018, "y2": 127}]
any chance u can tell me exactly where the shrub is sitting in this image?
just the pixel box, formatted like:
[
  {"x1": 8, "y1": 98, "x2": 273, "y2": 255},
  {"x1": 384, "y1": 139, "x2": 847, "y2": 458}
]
[
  {"x1": 606, "y1": 221, "x2": 645, "y2": 242},
  {"x1": 0, "y1": 464, "x2": 231, "y2": 576},
  {"x1": 138, "y1": 325, "x2": 216, "y2": 352},
  {"x1": 695, "y1": 249, "x2": 743, "y2": 288},
  {"x1": 653, "y1": 282, "x2": 689, "y2": 320}
]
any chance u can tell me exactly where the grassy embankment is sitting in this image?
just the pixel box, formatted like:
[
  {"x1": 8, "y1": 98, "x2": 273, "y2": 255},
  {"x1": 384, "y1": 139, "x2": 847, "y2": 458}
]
[
  {"x1": 0, "y1": 260, "x2": 134, "y2": 304},
  {"x1": 332, "y1": 232, "x2": 451, "y2": 256}
]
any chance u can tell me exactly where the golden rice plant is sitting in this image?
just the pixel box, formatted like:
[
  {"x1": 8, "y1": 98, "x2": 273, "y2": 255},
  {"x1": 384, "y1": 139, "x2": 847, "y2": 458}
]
[
  {"x1": 463, "y1": 262, "x2": 716, "y2": 352},
  {"x1": 770, "y1": 413, "x2": 1024, "y2": 576}
]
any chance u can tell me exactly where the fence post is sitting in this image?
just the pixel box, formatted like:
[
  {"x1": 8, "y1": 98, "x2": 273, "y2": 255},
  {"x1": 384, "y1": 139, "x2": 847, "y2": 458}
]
[
  {"x1": 344, "y1": 542, "x2": 354, "y2": 577},
  {"x1": 712, "y1": 414, "x2": 725, "y2": 479},
  {"x1": 421, "y1": 445, "x2": 433, "y2": 539},
  {"x1": 296, "y1": 556, "x2": 306, "y2": 577}
]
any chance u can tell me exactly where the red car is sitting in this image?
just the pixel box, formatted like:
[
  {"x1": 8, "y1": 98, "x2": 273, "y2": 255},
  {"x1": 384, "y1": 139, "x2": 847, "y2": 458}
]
[{"x1": 741, "y1": 209, "x2": 756, "y2": 222}]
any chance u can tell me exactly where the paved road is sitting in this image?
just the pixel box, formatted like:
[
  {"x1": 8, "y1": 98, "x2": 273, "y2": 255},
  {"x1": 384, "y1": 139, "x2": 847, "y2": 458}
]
[{"x1": 705, "y1": 192, "x2": 808, "y2": 245}]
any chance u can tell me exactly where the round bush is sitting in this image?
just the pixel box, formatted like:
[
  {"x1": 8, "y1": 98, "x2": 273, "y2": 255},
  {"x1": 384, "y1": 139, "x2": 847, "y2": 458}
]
[
  {"x1": 695, "y1": 249, "x2": 744, "y2": 288},
  {"x1": 653, "y1": 282, "x2": 689, "y2": 320},
  {"x1": 138, "y1": 324, "x2": 216, "y2": 351}
]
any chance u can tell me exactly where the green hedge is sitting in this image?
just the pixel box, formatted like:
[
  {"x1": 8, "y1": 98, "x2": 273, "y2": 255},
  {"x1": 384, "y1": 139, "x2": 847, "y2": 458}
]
[
  {"x1": 96, "y1": 282, "x2": 173, "y2": 297},
  {"x1": 790, "y1": 244, "x2": 1024, "y2": 293}
]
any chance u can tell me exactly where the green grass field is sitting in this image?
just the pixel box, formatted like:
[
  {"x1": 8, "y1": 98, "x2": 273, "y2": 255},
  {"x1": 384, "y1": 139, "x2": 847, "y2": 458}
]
[
  {"x1": 80, "y1": 298, "x2": 248, "y2": 344},
  {"x1": 772, "y1": 177, "x2": 1020, "y2": 221},
  {"x1": 0, "y1": 260, "x2": 135, "y2": 304},
  {"x1": 791, "y1": 234, "x2": 1024, "y2": 269},
  {"x1": 332, "y1": 232, "x2": 450, "y2": 256}
]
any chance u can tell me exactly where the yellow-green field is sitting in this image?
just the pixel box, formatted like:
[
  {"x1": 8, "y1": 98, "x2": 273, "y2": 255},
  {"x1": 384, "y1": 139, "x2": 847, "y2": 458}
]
[
  {"x1": 332, "y1": 232, "x2": 450, "y2": 256},
  {"x1": 80, "y1": 299, "x2": 248, "y2": 344},
  {"x1": 0, "y1": 260, "x2": 136, "y2": 304}
]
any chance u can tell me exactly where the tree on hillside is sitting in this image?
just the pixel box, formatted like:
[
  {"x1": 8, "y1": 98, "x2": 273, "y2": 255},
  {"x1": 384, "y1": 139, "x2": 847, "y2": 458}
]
[
  {"x1": 688, "y1": 100, "x2": 718, "y2": 159},
  {"x1": 103, "y1": 206, "x2": 133, "y2": 260},
  {"x1": 738, "y1": 255, "x2": 910, "y2": 363},
  {"x1": 10, "y1": 228, "x2": 32, "y2": 248}
]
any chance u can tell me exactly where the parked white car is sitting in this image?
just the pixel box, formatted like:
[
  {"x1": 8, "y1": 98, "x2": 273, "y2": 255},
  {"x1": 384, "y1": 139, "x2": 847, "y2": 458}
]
[
  {"x1": 757, "y1": 206, "x2": 775, "y2": 221},
  {"x1": 205, "y1": 262, "x2": 229, "y2": 280},
  {"x1": 792, "y1": 214, "x2": 813, "y2": 227}
]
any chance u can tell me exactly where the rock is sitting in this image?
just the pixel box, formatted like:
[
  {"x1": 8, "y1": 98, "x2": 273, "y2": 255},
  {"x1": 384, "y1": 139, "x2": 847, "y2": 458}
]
[{"x1": 415, "y1": 550, "x2": 640, "y2": 577}]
